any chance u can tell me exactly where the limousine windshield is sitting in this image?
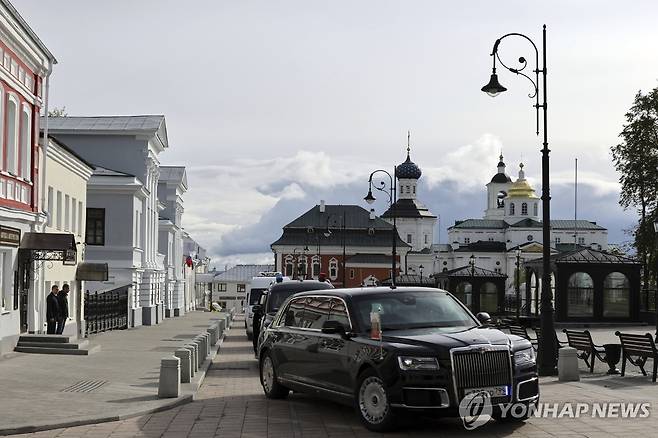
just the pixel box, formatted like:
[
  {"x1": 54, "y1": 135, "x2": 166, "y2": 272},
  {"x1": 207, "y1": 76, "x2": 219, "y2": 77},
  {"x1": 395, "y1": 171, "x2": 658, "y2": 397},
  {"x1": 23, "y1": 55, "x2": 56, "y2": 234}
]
[{"x1": 352, "y1": 291, "x2": 477, "y2": 332}]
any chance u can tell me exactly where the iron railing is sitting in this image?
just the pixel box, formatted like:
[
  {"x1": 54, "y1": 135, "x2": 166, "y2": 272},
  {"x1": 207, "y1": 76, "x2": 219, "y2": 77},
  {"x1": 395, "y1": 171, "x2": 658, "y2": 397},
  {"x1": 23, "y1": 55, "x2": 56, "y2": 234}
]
[{"x1": 84, "y1": 290, "x2": 128, "y2": 335}]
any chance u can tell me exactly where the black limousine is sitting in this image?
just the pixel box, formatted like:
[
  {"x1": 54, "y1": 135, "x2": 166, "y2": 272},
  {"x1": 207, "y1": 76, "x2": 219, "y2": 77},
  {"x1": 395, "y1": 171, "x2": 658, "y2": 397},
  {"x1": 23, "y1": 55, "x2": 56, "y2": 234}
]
[{"x1": 258, "y1": 287, "x2": 539, "y2": 431}]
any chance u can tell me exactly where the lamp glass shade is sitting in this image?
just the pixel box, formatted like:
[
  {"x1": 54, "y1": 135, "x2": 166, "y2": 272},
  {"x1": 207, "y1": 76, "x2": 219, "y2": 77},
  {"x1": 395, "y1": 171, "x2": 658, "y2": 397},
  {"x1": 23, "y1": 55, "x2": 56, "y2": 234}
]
[
  {"x1": 364, "y1": 190, "x2": 376, "y2": 204},
  {"x1": 481, "y1": 73, "x2": 507, "y2": 97}
]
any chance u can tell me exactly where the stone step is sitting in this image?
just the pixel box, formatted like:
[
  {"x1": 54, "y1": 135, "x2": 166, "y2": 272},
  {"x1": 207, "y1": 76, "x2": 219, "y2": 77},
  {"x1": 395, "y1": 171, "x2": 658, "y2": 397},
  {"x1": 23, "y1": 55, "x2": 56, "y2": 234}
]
[
  {"x1": 16, "y1": 340, "x2": 89, "y2": 350},
  {"x1": 14, "y1": 344, "x2": 100, "y2": 355},
  {"x1": 18, "y1": 334, "x2": 72, "y2": 344}
]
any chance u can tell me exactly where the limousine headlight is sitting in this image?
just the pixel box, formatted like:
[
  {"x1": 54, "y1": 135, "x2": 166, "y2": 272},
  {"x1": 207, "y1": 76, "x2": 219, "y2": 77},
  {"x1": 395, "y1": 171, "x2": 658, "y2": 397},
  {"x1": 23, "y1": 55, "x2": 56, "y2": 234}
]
[
  {"x1": 397, "y1": 356, "x2": 440, "y2": 371},
  {"x1": 513, "y1": 347, "x2": 536, "y2": 365}
]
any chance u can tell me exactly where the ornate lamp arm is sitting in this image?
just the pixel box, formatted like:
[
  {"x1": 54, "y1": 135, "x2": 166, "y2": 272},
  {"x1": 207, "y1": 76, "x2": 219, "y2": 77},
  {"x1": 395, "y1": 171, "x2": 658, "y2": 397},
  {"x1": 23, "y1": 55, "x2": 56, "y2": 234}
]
[{"x1": 367, "y1": 169, "x2": 394, "y2": 204}]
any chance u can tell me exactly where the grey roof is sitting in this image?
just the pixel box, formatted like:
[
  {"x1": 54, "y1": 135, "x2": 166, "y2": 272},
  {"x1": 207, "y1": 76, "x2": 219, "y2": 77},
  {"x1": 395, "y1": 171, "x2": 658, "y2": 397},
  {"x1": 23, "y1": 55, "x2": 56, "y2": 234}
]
[
  {"x1": 550, "y1": 220, "x2": 606, "y2": 230},
  {"x1": 159, "y1": 166, "x2": 188, "y2": 189},
  {"x1": 214, "y1": 265, "x2": 275, "y2": 282},
  {"x1": 525, "y1": 248, "x2": 639, "y2": 266},
  {"x1": 284, "y1": 204, "x2": 394, "y2": 230},
  {"x1": 510, "y1": 218, "x2": 542, "y2": 228},
  {"x1": 92, "y1": 166, "x2": 135, "y2": 178},
  {"x1": 346, "y1": 254, "x2": 393, "y2": 264},
  {"x1": 381, "y1": 199, "x2": 436, "y2": 219},
  {"x1": 454, "y1": 241, "x2": 507, "y2": 253},
  {"x1": 381, "y1": 274, "x2": 435, "y2": 286},
  {"x1": 271, "y1": 228, "x2": 409, "y2": 249},
  {"x1": 450, "y1": 219, "x2": 508, "y2": 230},
  {"x1": 45, "y1": 115, "x2": 169, "y2": 149}
]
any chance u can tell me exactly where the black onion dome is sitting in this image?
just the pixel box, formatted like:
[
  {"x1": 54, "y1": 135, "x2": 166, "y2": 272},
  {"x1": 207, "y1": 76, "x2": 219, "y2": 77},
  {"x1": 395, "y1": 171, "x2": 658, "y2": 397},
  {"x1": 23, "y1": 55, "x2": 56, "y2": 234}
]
[
  {"x1": 397, "y1": 154, "x2": 422, "y2": 179},
  {"x1": 490, "y1": 173, "x2": 512, "y2": 183}
]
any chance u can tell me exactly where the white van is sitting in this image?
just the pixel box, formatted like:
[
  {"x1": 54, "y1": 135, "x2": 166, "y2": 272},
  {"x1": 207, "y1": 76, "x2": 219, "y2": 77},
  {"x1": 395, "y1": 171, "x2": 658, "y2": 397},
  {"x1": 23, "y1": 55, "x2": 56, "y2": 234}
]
[{"x1": 245, "y1": 272, "x2": 289, "y2": 340}]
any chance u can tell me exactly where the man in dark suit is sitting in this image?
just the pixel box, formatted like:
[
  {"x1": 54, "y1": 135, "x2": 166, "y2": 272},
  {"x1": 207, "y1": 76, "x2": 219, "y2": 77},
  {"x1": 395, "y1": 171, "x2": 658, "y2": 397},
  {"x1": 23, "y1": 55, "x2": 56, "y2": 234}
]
[
  {"x1": 56, "y1": 284, "x2": 70, "y2": 335},
  {"x1": 46, "y1": 285, "x2": 60, "y2": 334}
]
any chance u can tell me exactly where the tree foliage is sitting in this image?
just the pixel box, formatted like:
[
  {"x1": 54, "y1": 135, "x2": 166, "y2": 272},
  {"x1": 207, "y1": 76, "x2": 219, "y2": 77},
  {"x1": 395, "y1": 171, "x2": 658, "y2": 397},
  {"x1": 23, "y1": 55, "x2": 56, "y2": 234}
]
[
  {"x1": 611, "y1": 87, "x2": 658, "y2": 287},
  {"x1": 48, "y1": 106, "x2": 68, "y2": 117}
]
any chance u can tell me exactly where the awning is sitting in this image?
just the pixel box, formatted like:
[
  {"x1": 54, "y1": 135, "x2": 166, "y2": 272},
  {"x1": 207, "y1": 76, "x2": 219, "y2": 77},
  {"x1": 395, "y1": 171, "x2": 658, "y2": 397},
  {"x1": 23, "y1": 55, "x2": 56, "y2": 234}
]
[
  {"x1": 19, "y1": 232, "x2": 77, "y2": 264},
  {"x1": 76, "y1": 263, "x2": 109, "y2": 281}
]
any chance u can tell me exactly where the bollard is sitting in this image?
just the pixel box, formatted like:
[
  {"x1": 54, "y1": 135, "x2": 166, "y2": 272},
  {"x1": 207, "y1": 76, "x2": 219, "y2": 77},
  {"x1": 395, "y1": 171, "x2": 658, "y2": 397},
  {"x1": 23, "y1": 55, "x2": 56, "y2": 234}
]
[
  {"x1": 558, "y1": 347, "x2": 580, "y2": 382},
  {"x1": 203, "y1": 332, "x2": 211, "y2": 356},
  {"x1": 183, "y1": 344, "x2": 196, "y2": 377},
  {"x1": 158, "y1": 356, "x2": 180, "y2": 398},
  {"x1": 198, "y1": 335, "x2": 208, "y2": 359},
  {"x1": 174, "y1": 348, "x2": 192, "y2": 383},
  {"x1": 207, "y1": 326, "x2": 218, "y2": 346},
  {"x1": 186, "y1": 343, "x2": 198, "y2": 374},
  {"x1": 218, "y1": 319, "x2": 225, "y2": 334},
  {"x1": 194, "y1": 337, "x2": 206, "y2": 364}
]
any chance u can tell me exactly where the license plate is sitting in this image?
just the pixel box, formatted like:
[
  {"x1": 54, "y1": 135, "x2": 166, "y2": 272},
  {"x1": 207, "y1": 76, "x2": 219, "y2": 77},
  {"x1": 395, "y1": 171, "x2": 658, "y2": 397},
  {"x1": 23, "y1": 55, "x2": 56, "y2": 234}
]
[{"x1": 464, "y1": 385, "x2": 510, "y2": 398}]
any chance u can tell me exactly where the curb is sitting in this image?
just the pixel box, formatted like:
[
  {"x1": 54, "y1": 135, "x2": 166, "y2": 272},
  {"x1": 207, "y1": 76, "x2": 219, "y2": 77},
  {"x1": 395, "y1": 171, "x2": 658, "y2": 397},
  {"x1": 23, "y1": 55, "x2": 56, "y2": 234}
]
[{"x1": 0, "y1": 321, "x2": 233, "y2": 436}]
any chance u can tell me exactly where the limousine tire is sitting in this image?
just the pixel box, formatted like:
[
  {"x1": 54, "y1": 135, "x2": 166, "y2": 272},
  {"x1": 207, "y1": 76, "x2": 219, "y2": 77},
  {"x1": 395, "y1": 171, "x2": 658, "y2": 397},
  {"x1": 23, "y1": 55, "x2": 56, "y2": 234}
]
[
  {"x1": 260, "y1": 352, "x2": 288, "y2": 399},
  {"x1": 356, "y1": 369, "x2": 396, "y2": 432}
]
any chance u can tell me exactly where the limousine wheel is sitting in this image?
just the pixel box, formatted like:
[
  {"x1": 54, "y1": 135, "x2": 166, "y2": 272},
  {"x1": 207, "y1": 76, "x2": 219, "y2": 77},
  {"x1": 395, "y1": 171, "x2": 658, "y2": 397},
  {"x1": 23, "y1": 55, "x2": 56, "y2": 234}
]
[
  {"x1": 356, "y1": 369, "x2": 396, "y2": 432},
  {"x1": 260, "y1": 352, "x2": 288, "y2": 399}
]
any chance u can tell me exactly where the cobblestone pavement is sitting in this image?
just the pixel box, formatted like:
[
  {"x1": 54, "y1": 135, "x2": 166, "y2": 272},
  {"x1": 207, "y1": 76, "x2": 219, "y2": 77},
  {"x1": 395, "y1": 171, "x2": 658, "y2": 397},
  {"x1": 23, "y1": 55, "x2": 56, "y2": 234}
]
[{"x1": 16, "y1": 320, "x2": 658, "y2": 438}]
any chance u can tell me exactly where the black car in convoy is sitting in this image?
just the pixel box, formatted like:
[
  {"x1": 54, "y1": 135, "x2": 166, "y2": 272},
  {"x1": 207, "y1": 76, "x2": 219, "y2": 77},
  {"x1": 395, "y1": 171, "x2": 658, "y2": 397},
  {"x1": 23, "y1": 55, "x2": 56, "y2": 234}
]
[
  {"x1": 253, "y1": 280, "x2": 334, "y2": 349},
  {"x1": 258, "y1": 287, "x2": 539, "y2": 431}
]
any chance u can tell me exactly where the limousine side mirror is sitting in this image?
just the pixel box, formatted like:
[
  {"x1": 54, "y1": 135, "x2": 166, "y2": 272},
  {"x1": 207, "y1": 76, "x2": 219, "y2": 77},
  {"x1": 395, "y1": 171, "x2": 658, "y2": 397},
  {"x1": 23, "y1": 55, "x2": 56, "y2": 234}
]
[
  {"x1": 476, "y1": 312, "x2": 491, "y2": 325},
  {"x1": 321, "y1": 320, "x2": 345, "y2": 335}
]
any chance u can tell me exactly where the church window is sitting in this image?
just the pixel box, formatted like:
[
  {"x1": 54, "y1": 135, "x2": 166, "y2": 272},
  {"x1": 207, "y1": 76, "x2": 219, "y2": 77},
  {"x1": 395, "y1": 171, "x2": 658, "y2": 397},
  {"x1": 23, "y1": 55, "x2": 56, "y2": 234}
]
[
  {"x1": 406, "y1": 186, "x2": 410, "y2": 194},
  {"x1": 509, "y1": 203, "x2": 515, "y2": 215},
  {"x1": 406, "y1": 234, "x2": 412, "y2": 244},
  {"x1": 494, "y1": 268, "x2": 502, "y2": 274},
  {"x1": 329, "y1": 258, "x2": 338, "y2": 280},
  {"x1": 350, "y1": 269, "x2": 355, "y2": 279},
  {"x1": 464, "y1": 237, "x2": 470, "y2": 244},
  {"x1": 521, "y1": 203, "x2": 528, "y2": 215},
  {"x1": 578, "y1": 237, "x2": 585, "y2": 245},
  {"x1": 533, "y1": 203, "x2": 538, "y2": 216},
  {"x1": 412, "y1": 185, "x2": 416, "y2": 195},
  {"x1": 312, "y1": 256, "x2": 320, "y2": 277},
  {"x1": 424, "y1": 234, "x2": 428, "y2": 244},
  {"x1": 555, "y1": 237, "x2": 561, "y2": 244}
]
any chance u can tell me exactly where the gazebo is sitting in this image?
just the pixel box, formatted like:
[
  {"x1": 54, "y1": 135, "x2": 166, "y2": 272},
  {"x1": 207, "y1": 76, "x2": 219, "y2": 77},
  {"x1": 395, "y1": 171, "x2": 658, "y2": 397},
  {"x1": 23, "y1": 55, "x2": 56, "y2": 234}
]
[
  {"x1": 381, "y1": 274, "x2": 436, "y2": 288},
  {"x1": 434, "y1": 265, "x2": 508, "y2": 315},
  {"x1": 523, "y1": 248, "x2": 642, "y2": 322}
]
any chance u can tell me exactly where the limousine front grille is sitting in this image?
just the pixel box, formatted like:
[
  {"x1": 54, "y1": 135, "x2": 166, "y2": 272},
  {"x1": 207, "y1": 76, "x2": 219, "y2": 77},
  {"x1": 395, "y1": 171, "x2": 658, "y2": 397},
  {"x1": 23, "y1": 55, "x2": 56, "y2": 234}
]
[{"x1": 451, "y1": 346, "x2": 512, "y2": 401}]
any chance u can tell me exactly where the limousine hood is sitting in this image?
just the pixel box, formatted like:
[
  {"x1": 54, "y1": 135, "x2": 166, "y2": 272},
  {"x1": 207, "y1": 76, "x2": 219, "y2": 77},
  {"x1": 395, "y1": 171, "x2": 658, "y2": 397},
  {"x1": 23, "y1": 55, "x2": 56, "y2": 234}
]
[{"x1": 382, "y1": 327, "x2": 513, "y2": 356}]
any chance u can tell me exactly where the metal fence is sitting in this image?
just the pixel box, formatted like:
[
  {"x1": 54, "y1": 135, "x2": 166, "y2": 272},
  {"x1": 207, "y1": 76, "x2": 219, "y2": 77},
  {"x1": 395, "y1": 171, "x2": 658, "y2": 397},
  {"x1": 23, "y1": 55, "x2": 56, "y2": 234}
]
[{"x1": 84, "y1": 289, "x2": 128, "y2": 335}]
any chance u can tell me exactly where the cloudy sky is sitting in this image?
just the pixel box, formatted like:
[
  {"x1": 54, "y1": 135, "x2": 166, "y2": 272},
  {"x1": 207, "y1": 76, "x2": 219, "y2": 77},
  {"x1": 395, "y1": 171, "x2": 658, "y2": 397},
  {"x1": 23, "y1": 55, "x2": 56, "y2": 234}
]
[{"x1": 16, "y1": 0, "x2": 658, "y2": 267}]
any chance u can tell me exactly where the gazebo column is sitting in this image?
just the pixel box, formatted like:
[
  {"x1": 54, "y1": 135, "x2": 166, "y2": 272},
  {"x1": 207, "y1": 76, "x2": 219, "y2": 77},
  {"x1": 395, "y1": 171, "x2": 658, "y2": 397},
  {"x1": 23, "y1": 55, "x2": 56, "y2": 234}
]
[{"x1": 525, "y1": 267, "x2": 532, "y2": 317}]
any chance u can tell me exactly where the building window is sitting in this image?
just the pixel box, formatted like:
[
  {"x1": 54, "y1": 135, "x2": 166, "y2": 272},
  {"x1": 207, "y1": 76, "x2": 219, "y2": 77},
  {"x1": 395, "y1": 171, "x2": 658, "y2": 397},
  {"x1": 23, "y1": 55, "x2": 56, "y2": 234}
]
[
  {"x1": 284, "y1": 256, "x2": 293, "y2": 277},
  {"x1": 312, "y1": 256, "x2": 320, "y2": 277},
  {"x1": 20, "y1": 105, "x2": 30, "y2": 179},
  {"x1": 424, "y1": 234, "x2": 428, "y2": 245},
  {"x1": 56, "y1": 191, "x2": 62, "y2": 230},
  {"x1": 578, "y1": 237, "x2": 585, "y2": 245},
  {"x1": 488, "y1": 237, "x2": 494, "y2": 241},
  {"x1": 464, "y1": 237, "x2": 470, "y2": 244},
  {"x1": 78, "y1": 201, "x2": 83, "y2": 237},
  {"x1": 350, "y1": 269, "x2": 355, "y2": 279},
  {"x1": 329, "y1": 258, "x2": 338, "y2": 280},
  {"x1": 47, "y1": 187, "x2": 53, "y2": 227},
  {"x1": 218, "y1": 283, "x2": 227, "y2": 292},
  {"x1": 412, "y1": 185, "x2": 416, "y2": 195},
  {"x1": 494, "y1": 268, "x2": 502, "y2": 274},
  {"x1": 533, "y1": 203, "x2": 538, "y2": 216},
  {"x1": 6, "y1": 95, "x2": 18, "y2": 174},
  {"x1": 64, "y1": 194, "x2": 70, "y2": 231},
  {"x1": 298, "y1": 256, "x2": 308, "y2": 277},
  {"x1": 71, "y1": 198, "x2": 77, "y2": 234},
  {"x1": 237, "y1": 284, "x2": 246, "y2": 293},
  {"x1": 85, "y1": 208, "x2": 105, "y2": 245},
  {"x1": 406, "y1": 234, "x2": 412, "y2": 244},
  {"x1": 521, "y1": 202, "x2": 528, "y2": 215},
  {"x1": 509, "y1": 203, "x2": 515, "y2": 215},
  {"x1": 207, "y1": 282, "x2": 213, "y2": 291},
  {"x1": 555, "y1": 237, "x2": 561, "y2": 244}
]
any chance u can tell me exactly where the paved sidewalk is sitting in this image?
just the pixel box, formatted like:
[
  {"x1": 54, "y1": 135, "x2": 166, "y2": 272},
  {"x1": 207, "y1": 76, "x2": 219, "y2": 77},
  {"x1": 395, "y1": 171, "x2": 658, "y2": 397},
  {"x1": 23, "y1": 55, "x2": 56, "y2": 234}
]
[
  {"x1": 0, "y1": 311, "x2": 230, "y2": 435},
  {"x1": 15, "y1": 320, "x2": 658, "y2": 437}
]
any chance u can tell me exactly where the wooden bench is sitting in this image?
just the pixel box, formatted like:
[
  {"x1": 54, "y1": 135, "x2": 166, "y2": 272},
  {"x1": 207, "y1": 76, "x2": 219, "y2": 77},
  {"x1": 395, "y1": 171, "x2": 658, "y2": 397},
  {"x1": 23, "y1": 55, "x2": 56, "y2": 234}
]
[
  {"x1": 562, "y1": 329, "x2": 607, "y2": 373},
  {"x1": 615, "y1": 331, "x2": 658, "y2": 382},
  {"x1": 508, "y1": 325, "x2": 538, "y2": 349},
  {"x1": 534, "y1": 327, "x2": 565, "y2": 350}
]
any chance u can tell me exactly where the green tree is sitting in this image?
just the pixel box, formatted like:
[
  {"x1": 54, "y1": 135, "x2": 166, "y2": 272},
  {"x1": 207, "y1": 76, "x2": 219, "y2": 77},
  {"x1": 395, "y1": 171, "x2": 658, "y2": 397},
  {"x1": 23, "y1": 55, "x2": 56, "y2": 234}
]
[
  {"x1": 611, "y1": 87, "x2": 658, "y2": 288},
  {"x1": 48, "y1": 106, "x2": 67, "y2": 117}
]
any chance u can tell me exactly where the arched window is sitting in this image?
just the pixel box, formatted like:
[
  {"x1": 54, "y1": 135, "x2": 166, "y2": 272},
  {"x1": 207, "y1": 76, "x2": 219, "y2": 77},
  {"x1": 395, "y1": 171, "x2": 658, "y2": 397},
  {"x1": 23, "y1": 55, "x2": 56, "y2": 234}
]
[
  {"x1": 329, "y1": 258, "x2": 338, "y2": 280},
  {"x1": 603, "y1": 272, "x2": 630, "y2": 317},
  {"x1": 298, "y1": 256, "x2": 308, "y2": 278},
  {"x1": 497, "y1": 191, "x2": 507, "y2": 208},
  {"x1": 20, "y1": 104, "x2": 31, "y2": 179},
  {"x1": 567, "y1": 272, "x2": 594, "y2": 317},
  {"x1": 312, "y1": 255, "x2": 321, "y2": 278},
  {"x1": 284, "y1": 256, "x2": 293, "y2": 277},
  {"x1": 454, "y1": 281, "x2": 472, "y2": 309},
  {"x1": 509, "y1": 203, "x2": 515, "y2": 215},
  {"x1": 6, "y1": 95, "x2": 18, "y2": 174},
  {"x1": 533, "y1": 203, "x2": 538, "y2": 216},
  {"x1": 521, "y1": 202, "x2": 528, "y2": 215},
  {"x1": 480, "y1": 282, "x2": 498, "y2": 313}
]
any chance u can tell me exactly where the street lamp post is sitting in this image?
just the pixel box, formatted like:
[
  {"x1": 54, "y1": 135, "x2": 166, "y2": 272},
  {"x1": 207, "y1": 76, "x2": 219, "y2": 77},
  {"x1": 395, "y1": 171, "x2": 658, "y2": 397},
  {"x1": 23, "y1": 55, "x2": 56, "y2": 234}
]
[
  {"x1": 365, "y1": 167, "x2": 398, "y2": 288},
  {"x1": 654, "y1": 219, "x2": 658, "y2": 337},
  {"x1": 481, "y1": 25, "x2": 557, "y2": 375},
  {"x1": 515, "y1": 249, "x2": 522, "y2": 319},
  {"x1": 469, "y1": 255, "x2": 476, "y2": 310},
  {"x1": 419, "y1": 265, "x2": 424, "y2": 284}
]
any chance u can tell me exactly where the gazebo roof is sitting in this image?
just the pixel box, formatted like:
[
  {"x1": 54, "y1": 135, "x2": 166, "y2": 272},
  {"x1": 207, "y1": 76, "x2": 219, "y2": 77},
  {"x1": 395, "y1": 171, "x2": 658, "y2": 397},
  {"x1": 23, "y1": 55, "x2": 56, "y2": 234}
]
[
  {"x1": 381, "y1": 274, "x2": 436, "y2": 286},
  {"x1": 524, "y1": 248, "x2": 640, "y2": 267},
  {"x1": 435, "y1": 265, "x2": 508, "y2": 279}
]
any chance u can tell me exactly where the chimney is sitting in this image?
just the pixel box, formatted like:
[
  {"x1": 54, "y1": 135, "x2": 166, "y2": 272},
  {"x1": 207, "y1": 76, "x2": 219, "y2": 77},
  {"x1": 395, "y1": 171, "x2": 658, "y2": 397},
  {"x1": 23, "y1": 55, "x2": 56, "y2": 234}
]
[
  {"x1": 319, "y1": 200, "x2": 325, "y2": 213},
  {"x1": 369, "y1": 208, "x2": 375, "y2": 220}
]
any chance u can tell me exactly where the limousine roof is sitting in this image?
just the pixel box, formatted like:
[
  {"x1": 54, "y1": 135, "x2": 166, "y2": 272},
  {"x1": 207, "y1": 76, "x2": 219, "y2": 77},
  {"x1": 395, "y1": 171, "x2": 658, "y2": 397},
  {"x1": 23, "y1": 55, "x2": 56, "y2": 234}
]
[{"x1": 293, "y1": 286, "x2": 448, "y2": 299}]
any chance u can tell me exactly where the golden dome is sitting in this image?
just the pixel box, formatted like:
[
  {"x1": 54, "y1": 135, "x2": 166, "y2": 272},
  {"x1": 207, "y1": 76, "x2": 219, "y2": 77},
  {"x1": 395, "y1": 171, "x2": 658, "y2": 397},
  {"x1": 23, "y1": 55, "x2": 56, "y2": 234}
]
[{"x1": 506, "y1": 163, "x2": 539, "y2": 199}]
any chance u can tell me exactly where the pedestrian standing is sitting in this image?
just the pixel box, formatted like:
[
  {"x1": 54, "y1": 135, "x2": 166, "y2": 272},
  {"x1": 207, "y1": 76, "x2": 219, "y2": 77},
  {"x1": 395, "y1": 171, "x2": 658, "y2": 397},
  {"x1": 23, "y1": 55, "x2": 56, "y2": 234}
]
[
  {"x1": 56, "y1": 284, "x2": 70, "y2": 335},
  {"x1": 46, "y1": 285, "x2": 60, "y2": 335}
]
